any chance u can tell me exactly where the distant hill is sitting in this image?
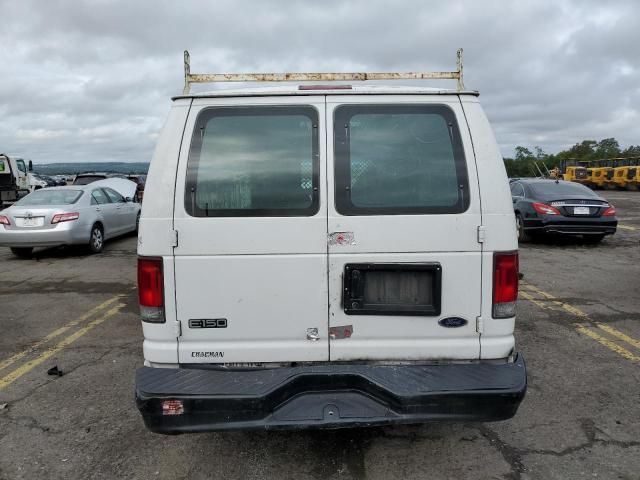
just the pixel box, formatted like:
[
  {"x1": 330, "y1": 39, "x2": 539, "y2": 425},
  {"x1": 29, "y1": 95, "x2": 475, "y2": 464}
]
[{"x1": 34, "y1": 162, "x2": 149, "y2": 175}]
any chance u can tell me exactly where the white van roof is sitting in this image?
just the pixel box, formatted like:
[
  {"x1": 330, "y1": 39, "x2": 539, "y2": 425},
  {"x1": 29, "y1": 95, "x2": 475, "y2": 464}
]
[{"x1": 173, "y1": 84, "x2": 479, "y2": 101}]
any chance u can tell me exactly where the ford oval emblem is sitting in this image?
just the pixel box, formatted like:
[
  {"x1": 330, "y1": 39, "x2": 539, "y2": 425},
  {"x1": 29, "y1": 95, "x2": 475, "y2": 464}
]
[{"x1": 438, "y1": 317, "x2": 468, "y2": 328}]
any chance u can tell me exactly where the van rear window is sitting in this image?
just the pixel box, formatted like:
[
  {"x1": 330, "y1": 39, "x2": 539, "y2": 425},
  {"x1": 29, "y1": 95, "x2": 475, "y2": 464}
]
[
  {"x1": 334, "y1": 105, "x2": 469, "y2": 215},
  {"x1": 185, "y1": 106, "x2": 319, "y2": 217}
]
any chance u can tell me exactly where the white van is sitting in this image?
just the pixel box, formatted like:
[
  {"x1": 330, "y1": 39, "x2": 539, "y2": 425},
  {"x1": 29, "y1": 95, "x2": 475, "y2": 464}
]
[{"x1": 135, "y1": 51, "x2": 526, "y2": 433}]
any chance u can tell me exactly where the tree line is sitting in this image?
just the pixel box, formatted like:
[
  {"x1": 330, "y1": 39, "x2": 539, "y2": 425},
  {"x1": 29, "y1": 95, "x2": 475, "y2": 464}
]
[{"x1": 503, "y1": 138, "x2": 640, "y2": 177}]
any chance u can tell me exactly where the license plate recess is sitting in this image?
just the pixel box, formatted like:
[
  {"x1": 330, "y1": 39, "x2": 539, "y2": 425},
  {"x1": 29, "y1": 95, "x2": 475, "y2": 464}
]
[
  {"x1": 343, "y1": 263, "x2": 442, "y2": 316},
  {"x1": 574, "y1": 206, "x2": 590, "y2": 215}
]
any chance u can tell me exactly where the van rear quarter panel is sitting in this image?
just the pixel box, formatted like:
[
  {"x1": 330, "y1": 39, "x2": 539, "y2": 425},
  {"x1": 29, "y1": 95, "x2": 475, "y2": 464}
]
[
  {"x1": 138, "y1": 100, "x2": 191, "y2": 364},
  {"x1": 460, "y1": 98, "x2": 518, "y2": 359}
]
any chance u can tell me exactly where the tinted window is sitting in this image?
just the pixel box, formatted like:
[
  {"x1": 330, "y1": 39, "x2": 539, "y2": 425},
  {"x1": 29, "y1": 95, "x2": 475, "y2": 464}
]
[
  {"x1": 510, "y1": 183, "x2": 525, "y2": 197},
  {"x1": 104, "y1": 187, "x2": 124, "y2": 203},
  {"x1": 15, "y1": 189, "x2": 83, "y2": 206},
  {"x1": 334, "y1": 105, "x2": 469, "y2": 215},
  {"x1": 530, "y1": 181, "x2": 598, "y2": 198},
  {"x1": 91, "y1": 189, "x2": 110, "y2": 205},
  {"x1": 185, "y1": 106, "x2": 319, "y2": 217}
]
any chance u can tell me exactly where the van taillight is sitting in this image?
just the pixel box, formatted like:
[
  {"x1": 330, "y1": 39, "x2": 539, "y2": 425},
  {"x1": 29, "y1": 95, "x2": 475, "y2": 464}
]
[
  {"x1": 493, "y1": 251, "x2": 519, "y2": 318},
  {"x1": 138, "y1": 257, "x2": 165, "y2": 323}
]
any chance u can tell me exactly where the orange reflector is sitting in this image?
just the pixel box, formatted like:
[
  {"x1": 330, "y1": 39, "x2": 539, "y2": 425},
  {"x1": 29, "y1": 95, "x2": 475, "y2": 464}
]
[{"x1": 161, "y1": 399, "x2": 184, "y2": 416}]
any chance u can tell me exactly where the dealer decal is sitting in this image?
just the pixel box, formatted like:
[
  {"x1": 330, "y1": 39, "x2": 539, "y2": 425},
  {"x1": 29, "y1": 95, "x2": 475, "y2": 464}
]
[{"x1": 191, "y1": 351, "x2": 224, "y2": 358}]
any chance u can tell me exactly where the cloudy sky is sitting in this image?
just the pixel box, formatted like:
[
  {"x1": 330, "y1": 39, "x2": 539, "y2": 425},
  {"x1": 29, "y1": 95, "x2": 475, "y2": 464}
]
[{"x1": 1, "y1": 0, "x2": 639, "y2": 163}]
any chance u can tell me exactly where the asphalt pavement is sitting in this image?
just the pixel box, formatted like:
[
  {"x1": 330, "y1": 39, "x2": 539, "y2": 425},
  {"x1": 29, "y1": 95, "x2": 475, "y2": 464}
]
[{"x1": 0, "y1": 191, "x2": 638, "y2": 480}]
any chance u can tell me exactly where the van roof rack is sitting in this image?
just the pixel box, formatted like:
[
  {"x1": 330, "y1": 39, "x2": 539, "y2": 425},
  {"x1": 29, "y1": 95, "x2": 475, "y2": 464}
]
[{"x1": 182, "y1": 49, "x2": 465, "y2": 94}]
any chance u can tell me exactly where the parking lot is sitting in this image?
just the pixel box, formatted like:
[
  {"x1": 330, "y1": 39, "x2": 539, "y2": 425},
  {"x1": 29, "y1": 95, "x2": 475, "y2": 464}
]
[{"x1": 0, "y1": 191, "x2": 637, "y2": 480}]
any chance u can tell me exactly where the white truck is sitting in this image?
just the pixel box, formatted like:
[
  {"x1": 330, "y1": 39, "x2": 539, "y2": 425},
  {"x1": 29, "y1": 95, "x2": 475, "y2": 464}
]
[
  {"x1": 0, "y1": 155, "x2": 33, "y2": 207},
  {"x1": 135, "y1": 50, "x2": 526, "y2": 433}
]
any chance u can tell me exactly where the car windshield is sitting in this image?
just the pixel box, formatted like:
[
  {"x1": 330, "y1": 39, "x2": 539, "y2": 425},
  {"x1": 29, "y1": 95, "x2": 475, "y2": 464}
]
[
  {"x1": 73, "y1": 175, "x2": 105, "y2": 185},
  {"x1": 15, "y1": 189, "x2": 83, "y2": 206},
  {"x1": 530, "y1": 181, "x2": 599, "y2": 198}
]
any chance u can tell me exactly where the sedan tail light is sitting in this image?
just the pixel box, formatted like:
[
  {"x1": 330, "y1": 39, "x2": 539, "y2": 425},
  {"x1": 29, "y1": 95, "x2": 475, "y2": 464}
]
[
  {"x1": 138, "y1": 257, "x2": 165, "y2": 323},
  {"x1": 51, "y1": 212, "x2": 79, "y2": 224},
  {"x1": 0, "y1": 215, "x2": 10, "y2": 225},
  {"x1": 493, "y1": 251, "x2": 519, "y2": 318},
  {"x1": 532, "y1": 202, "x2": 561, "y2": 215},
  {"x1": 602, "y1": 205, "x2": 616, "y2": 216}
]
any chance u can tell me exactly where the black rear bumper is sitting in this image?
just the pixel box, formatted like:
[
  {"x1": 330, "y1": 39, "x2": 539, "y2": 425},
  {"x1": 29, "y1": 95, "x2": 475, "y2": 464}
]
[
  {"x1": 135, "y1": 355, "x2": 527, "y2": 434},
  {"x1": 524, "y1": 217, "x2": 617, "y2": 236}
]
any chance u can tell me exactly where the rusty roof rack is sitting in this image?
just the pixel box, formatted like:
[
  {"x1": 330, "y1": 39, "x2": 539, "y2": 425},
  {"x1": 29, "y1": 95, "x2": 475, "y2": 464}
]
[{"x1": 182, "y1": 49, "x2": 465, "y2": 94}]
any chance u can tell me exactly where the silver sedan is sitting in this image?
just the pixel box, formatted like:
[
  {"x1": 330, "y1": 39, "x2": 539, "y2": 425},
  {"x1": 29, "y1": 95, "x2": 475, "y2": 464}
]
[{"x1": 0, "y1": 180, "x2": 141, "y2": 257}]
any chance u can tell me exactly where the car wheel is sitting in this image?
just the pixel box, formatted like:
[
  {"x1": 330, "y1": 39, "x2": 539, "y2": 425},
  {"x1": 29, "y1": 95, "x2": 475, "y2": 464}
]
[
  {"x1": 516, "y1": 214, "x2": 531, "y2": 243},
  {"x1": 583, "y1": 234, "x2": 605, "y2": 244},
  {"x1": 10, "y1": 247, "x2": 33, "y2": 258},
  {"x1": 89, "y1": 224, "x2": 104, "y2": 254}
]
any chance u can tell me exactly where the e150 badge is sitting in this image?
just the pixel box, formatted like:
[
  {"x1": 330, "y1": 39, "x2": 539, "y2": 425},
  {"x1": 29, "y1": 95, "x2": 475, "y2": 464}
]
[{"x1": 189, "y1": 318, "x2": 228, "y2": 329}]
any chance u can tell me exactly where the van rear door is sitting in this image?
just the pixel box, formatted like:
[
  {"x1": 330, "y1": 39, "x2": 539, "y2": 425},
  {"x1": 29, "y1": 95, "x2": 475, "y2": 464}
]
[
  {"x1": 172, "y1": 97, "x2": 329, "y2": 363},
  {"x1": 326, "y1": 96, "x2": 482, "y2": 361}
]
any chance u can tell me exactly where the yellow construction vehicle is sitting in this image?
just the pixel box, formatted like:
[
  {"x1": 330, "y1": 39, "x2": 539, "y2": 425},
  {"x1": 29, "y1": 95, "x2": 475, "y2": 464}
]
[
  {"x1": 627, "y1": 164, "x2": 640, "y2": 190},
  {"x1": 612, "y1": 161, "x2": 629, "y2": 189},
  {"x1": 562, "y1": 160, "x2": 591, "y2": 185},
  {"x1": 589, "y1": 159, "x2": 613, "y2": 189},
  {"x1": 602, "y1": 159, "x2": 620, "y2": 189},
  {"x1": 548, "y1": 166, "x2": 562, "y2": 180}
]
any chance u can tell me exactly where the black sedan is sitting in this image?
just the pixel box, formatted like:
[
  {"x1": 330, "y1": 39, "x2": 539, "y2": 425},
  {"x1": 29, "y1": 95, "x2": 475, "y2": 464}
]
[{"x1": 510, "y1": 179, "x2": 617, "y2": 243}]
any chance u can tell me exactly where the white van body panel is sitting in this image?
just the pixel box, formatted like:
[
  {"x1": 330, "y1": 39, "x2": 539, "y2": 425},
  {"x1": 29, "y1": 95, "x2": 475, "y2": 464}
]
[
  {"x1": 459, "y1": 98, "x2": 518, "y2": 359},
  {"x1": 325, "y1": 94, "x2": 482, "y2": 361},
  {"x1": 138, "y1": 101, "x2": 191, "y2": 364},
  {"x1": 172, "y1": 96, "x2": 329, "y2": 363},
  {"x1": 138, "y1": 88, "x2": 517, "y2": 366}
]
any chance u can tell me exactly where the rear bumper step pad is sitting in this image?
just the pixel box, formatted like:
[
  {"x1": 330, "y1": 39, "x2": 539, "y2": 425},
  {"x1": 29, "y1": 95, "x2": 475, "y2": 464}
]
[{"x1": 136, "y1": 355, "x2": 527, "y2": 433}]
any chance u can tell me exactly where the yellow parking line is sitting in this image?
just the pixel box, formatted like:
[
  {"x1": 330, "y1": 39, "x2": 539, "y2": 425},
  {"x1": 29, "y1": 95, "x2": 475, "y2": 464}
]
[
  {"x1": 519, "y1": 290, "x2": 548, "y2": 310},
  {"x1": 618, "y1": 224, "x2": 636, "y2": 231},
  {"x1": 521, "y1": 283, "x2": 640, "y2": 362},
  {"x1": 576, "y1": 326, "x2": 640, "y2": 362},
  {"x1": 0, "y1": 304, "x2": 125, "y2": 390},
  {"x1": 597, "y1": 324, "x2": 640, "y2": 350},
  {"x1": 525, "y1": 284, "x2": 588, "y2": 318},
  {"x1": 0, "y1": 295, "x2": 123, "y2": 373}
]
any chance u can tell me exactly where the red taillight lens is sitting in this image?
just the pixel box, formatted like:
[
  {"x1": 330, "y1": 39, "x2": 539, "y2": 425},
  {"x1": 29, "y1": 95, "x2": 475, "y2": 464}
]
[
  {"x1": 0, "y1": 215, "x2": 10, "y2": 225},
  {"x1": 532, "y1": 202, "x2": 561, "y2": 215},
  {"x1": 138, "y1": 257, "x2": 165, "y2": 322},
  {"x1": 602, "y1": 206, "x2": 616, "y2": 216},
  {"x1": 493, "y1": 251, "x2": 519, "y2": 318},
  {"x1": 51, "y1": 212, "x2": 79, "y2": 224}
]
